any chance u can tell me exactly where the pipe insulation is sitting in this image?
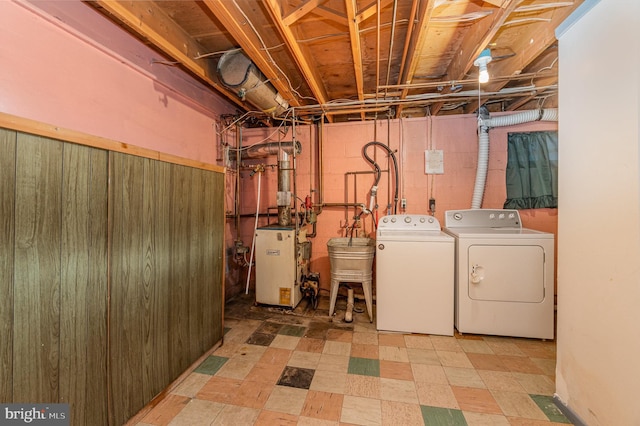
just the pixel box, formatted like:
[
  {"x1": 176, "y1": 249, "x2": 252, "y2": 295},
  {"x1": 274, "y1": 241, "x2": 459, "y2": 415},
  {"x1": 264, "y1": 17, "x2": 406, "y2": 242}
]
[
  {"x1": 471, "y1": 108, "x2": 558, "y2": 209},
  {"x1": 217, "y1": 50, "x2": 289, "y2": 117},
  {"x1": 241, "y1": 140, "x2": 301, "y2": 160}
]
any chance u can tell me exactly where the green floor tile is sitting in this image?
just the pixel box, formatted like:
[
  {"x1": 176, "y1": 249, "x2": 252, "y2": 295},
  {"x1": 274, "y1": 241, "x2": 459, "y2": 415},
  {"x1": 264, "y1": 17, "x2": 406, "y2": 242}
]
[
  {"x1": 421, "y1": 406, "x2": 468, "y2": 426},
  {"x1": 194, "y1": 355, "x2": 228, "y2": 375},
  {"x1": 530, "y1": 394, "x2": 572, "y2": 424},
  {"x1": 278, "y1": 324, "x2": 307, "y2": 337},
  {"x1": 348, "y1": 357, "x2": 380, "y2": 377}
]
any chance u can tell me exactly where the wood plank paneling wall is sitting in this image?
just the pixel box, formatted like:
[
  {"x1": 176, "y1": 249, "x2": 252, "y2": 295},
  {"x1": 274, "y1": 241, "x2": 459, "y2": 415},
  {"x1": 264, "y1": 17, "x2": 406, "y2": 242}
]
[
  {"x1": 14, "y1": 133, "x2": 63, "y2": 403},
  {"x1": 0, "y1": 129, "x2": 16, "y2": 403},
  {"x1": 60, "y1": 143, "x2": 109, "y2": 425},
  {"x1": 0, "y1": 128, "x2": 225, "y2": 425}
]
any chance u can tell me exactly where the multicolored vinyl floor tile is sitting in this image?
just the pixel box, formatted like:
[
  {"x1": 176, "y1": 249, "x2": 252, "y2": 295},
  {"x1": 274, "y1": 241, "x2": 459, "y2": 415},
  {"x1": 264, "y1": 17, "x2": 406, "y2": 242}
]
[{"x1": 131, "y1": 293, "x2": 571, "y2": 425}]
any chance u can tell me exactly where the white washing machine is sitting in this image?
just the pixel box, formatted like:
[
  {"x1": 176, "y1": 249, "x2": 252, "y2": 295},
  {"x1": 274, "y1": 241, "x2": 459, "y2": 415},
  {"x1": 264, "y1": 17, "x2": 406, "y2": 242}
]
[
  {"x1": 444, "y1": 209, "x2": 554, "y2": 340},
  {"x1": 376, "y1": 214, "x2": 454, "y2": 336}
]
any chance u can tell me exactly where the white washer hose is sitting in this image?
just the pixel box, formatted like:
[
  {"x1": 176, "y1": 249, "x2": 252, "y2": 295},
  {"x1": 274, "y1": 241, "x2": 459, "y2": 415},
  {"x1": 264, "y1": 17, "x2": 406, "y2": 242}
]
[
  {"x1": 471, "y1": 108, "x2": 558, "y2": 209},
  {"x1": 245, "y1": 170, "x2": 262, "y2": 294}
]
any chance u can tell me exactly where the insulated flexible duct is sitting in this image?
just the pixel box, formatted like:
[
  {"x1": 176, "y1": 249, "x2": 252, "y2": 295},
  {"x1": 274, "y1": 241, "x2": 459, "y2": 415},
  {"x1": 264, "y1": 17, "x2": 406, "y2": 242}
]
[
  {"x1": 471, "y1": 108, "x2": 559, "y2": 209},
  {"x1": 217, "y1": 50, "x2": 289, "y2": 117}
]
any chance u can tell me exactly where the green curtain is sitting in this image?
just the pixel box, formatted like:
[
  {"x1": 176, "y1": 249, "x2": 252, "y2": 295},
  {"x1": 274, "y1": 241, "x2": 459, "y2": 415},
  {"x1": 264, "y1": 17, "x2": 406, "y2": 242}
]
[{"x1": 504, "y1": 131, "x2": 558, "y2": 209}]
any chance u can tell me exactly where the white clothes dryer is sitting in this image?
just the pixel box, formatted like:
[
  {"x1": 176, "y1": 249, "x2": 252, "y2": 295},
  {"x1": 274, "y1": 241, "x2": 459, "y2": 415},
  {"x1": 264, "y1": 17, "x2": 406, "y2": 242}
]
[
  {"x1": 376, "y1": 214, "x2": 455, "y2": 336},
  {"x1": 444, "y1": 209, "x2": 554, "y2": 340}
]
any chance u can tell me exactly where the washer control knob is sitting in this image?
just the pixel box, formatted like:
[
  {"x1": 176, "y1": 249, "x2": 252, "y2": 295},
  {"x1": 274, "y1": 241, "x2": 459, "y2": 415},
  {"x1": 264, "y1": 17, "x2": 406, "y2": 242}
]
[
  {"x1": 391, "y1": 217, "x2": 396, "y2": 223},
  {"x1": 378, "y1": 244, "x2": 385, "y2": 250},
  {"x1": 404, "y1": 216, "x2": 412, "y2": 223},
  {"x1": 428, "y1": 217, "x2": 434, "y2": 223},
  {"x1": 453, "y1": 212, "x2": 463, "y2": 221},
  {"x1": 420, "y1": 217, "x2": 425, "y2": 223},
  {"x1": 382, "y1": 217, "x2": 388, "y2": 223}
]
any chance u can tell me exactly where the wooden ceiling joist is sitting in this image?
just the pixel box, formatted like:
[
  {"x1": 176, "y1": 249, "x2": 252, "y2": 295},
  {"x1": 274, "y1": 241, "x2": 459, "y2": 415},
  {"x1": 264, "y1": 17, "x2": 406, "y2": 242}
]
[
  {"x1": 94, "y1": 0, "x2": 245, "y2": 109},
  {"x1": 89, "y1": 0, "x2": 586, "y2": 123},
  {"x1": 283, "y1": 0, "x2": 327, "y2": 26},
  {"x1": 345, "y1": 0, "x2": 366, "y2": 120},
  {"x1": 394, "y1": 0, "x2": 437, "y2": 118},
  {"x1": 203, "y1": 0, "x2": 301, "y2": 107},
  {"x1": 313, "y1": 5, "x2": 348, "y2": 25},
  {"x1": 428, "y1": 0, "x2": 519, "y2": 115},
  {"x1": 263, "y1": 0, "x2": 330, "y2": 105},
  {"x1": 463, "y1": 5, "x2": 576, "y2": 114},
  {"x1": 356, "y1": 0, "x2": 394, "y2": 24}
]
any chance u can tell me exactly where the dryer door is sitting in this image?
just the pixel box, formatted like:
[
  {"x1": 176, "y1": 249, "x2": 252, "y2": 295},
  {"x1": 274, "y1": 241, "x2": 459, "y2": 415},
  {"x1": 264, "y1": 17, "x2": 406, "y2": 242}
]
[{"x1": 467, "y1": 244, "x2": 545, "y2": 302}]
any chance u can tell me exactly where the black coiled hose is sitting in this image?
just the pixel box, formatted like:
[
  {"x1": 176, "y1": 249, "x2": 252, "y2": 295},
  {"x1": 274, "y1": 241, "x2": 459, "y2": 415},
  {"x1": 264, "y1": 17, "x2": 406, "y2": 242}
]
[{"x1": 362, "y1": 141, "x2": 399, "y2": 215}]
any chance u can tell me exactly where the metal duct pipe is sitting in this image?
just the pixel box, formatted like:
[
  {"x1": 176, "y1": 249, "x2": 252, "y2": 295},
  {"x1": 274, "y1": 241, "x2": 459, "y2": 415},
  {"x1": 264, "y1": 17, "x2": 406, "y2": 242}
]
[
  {"x1": 278, "y1": 151, "x2": 292, "y2": 226},
  {"x1": 241, "y1": 140, "x2": 301, "y2": 160},
  {"x1": 217, "y1": 50, "x2": 289, "y2": 117}
]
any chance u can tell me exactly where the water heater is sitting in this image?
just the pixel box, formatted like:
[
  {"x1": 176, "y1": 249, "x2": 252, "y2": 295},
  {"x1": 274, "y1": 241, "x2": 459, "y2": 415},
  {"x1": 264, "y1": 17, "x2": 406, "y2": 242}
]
[{"x1": 255, "y1": 226, "x2": 310, "y2": 308}]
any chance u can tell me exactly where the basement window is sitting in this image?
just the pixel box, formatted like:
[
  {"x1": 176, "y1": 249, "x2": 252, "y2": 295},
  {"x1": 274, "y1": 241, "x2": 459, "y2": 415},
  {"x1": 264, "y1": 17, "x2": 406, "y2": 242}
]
[{"x1": 504, "y1": 131, "x2": 558, "y2": 209}]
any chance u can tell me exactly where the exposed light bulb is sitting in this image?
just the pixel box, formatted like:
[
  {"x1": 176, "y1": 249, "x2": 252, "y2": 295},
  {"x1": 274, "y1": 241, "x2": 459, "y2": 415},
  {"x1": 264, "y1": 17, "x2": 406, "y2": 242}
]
[
  {"x1": 478, "y1": 64, "x2": 489, "y2": 83},
  {"x1": 474, "y1": 49, "x2": 492, "y2": 84}
]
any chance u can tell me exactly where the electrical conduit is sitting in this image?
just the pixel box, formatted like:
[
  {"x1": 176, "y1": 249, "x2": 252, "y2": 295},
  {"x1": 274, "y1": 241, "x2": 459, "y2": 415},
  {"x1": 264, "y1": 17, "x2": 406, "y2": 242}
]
[{"x1": 471, "y1": 108, "x2": 559, "y2": 209}]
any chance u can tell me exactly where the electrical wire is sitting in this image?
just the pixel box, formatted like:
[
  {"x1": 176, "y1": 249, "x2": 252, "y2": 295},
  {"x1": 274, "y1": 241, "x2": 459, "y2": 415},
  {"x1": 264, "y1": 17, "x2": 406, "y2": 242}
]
[
  {"x1": 231, "y1": 0, "x2": 317, "y2": 103},
  {"x1": 193, "y1": 47, "x2": 241, "y2": 60},
  {"x1": 514, "y1": 2, "x2": 574, "y2": 13},
  {"x1": 431, "y1": 11, "x2": 493, "y2": 24},
  {"x1": 223, "y1": 110, "x2": 293, "y2": 150},
  {"x1": 503, "y1": 18, "x2": 551, "y2": 27}
]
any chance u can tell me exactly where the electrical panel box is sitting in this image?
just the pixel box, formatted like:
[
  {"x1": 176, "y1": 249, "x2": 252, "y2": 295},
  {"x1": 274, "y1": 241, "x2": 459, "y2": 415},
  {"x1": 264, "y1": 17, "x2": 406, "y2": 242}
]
[{"x1": 425, "y1": 149, "x2": 444, "y2": 174}]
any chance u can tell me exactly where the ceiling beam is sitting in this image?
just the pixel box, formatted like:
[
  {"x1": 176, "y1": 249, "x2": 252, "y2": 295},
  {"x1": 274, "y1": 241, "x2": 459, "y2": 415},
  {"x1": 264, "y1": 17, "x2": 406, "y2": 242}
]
[
  {"x1": 263, "y1": 0, "x2": 330, "y2": 105},
  {"x1": 356, "y1": 0, "x2": 393, "y2": 24},
  {"x1": 428, "y1": 0, "x2": 519, "y2": 115},
  {"x1": 283, "y1": 0, "x2": 327, "y2": 26},
  {"x1": 93, "y1": 0, "x2": 246, "y2": 110},
  {"x1": 313, "y1": 5, "x2": 348, "y2": 25},
  {"x1": 463, "y1": 3, "x2": 578, "y2": 114},
  {"x1": 394, "y1": 0, "x2": 437, "y2": 118},
  {"x1": 396, "y1": 0, "x2": 419, "y2": 87},
  {"x1": 203, "y1": 0, "x2": 301, "y2": 107},
  {"x1": 345, "y1": 0, "x2": 365, "y2": 120}
]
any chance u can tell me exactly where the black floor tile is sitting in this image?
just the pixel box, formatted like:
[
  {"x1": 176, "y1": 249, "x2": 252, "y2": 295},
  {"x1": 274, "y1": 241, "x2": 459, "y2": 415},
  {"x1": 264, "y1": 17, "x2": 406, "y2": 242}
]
[
  {"x1": 256, "y1": 321, "x2": 284, "y2": 335},
  {"x1": 277, "y1": 366, "x2": 315, "y2": 389},
  {"x1": 246, "y1": 332, "x2": 276, "y2": 346}
]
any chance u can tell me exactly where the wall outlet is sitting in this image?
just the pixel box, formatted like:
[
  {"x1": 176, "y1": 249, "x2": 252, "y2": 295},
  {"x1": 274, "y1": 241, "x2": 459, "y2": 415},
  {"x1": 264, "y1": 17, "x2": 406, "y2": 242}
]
[
  {"x1": 429, "y1": 198, "x2": 436, "y2": 212},
  {"x1": 401, "y1": 198, "x2": 407, "y2": 209}
]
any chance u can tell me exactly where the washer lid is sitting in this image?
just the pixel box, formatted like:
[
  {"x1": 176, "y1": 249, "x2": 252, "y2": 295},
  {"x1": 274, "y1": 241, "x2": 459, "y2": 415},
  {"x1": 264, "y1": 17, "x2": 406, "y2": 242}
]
[{"x1": 377, "y1": 215, "x2": 453, "y2": 241}]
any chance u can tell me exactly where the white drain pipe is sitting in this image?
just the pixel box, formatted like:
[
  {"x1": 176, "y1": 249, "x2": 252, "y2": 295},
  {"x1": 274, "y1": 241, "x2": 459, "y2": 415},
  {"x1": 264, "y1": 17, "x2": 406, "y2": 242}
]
[
  {"x1": 471, "y1": 108, "x2": 559, "y2": 209},
  {"x1": 245, "y1": 170, "x2": 262, "y2": 294}
]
